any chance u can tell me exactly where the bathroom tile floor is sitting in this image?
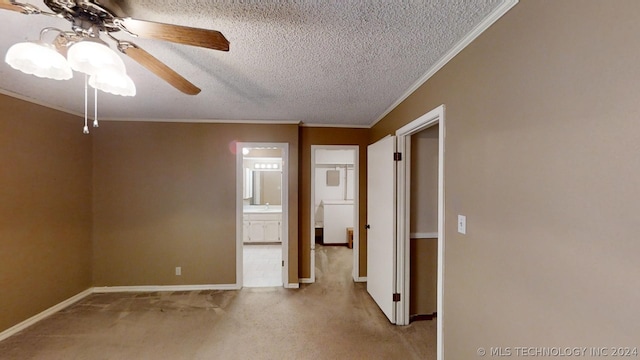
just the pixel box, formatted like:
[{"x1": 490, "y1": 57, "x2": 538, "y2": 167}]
[{"x1": 243, "y1": 244, "x2": 282, "y2": 287}]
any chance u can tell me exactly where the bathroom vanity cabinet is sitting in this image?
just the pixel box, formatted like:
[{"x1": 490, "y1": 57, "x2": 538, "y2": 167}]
[{"x1": 243, "y1": 212, "x2": 282, "y2": 243}]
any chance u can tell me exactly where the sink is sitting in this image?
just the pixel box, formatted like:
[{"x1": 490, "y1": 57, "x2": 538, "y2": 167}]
[{"x1": 243, "y1": 206, "x2": 282, "y2": 214}]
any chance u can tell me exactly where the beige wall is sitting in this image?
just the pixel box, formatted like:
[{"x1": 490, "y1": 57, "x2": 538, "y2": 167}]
[
  {"x1": 410, "y1": 125, "x2": 439, "y2": 234},
  {"x1": 299, "y1": 127, "x2": 369, "y2": 279},
  {"x1": 92, "y1": 122, "x2": 299, "y2": 286},
  {"x1": 0, "y1": 94, "x2": 92, "y2": 332},
  {"x1": 373, "y1": 0, "x2": 640, "y2": 355},
  {"x1": 409, "y1": 238, "x2": 437, "y2": 316}
]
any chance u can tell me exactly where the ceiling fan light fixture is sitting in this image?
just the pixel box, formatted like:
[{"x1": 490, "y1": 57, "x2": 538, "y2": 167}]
[
  {"x1": 88, "y1": 67, "x2": 136, "y2": 97},
  {"x1": 5, "y1": 41, "x2": 73, "y2": 80},
  {"x1": 67, "y1": 38, "x2": 125, "y2": 76}
]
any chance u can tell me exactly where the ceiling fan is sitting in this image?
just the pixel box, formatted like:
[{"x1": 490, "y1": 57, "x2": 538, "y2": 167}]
[{"x1": 0, "y1": 0, "x2": 230, "y2": 95}]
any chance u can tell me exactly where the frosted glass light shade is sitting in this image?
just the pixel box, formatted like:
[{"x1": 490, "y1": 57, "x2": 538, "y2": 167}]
[
  {"x1": 67, "y1": 39, "x2": 125, "y2": 76},
  {"x1": 89, "y1": 67, "x2": 136, "y2": 97},
  {"x1": 5, "y1": 41, "x2": 72, "y2": 80}
]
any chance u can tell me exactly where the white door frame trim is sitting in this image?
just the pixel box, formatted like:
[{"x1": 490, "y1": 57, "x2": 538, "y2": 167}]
[
  {"x1": 395, "y1": 104, "x2": 445, "y2": 360},
  {"x1": 309, "y1": 145, "x2": 360, "y2": 282},
  {"x1": 236, "y1": 142, "x2": 290, "y2": 288}
]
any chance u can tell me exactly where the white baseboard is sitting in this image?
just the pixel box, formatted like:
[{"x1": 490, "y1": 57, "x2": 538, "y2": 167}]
[
  {"x1": 1, "y1": 282, "x2": 263, "y2": 341},
  {"x1": 298, "y1": 278, "x2": 313, "y2": 284},
  {"x1": 284, "y1": 283, "x2": 300, "y2": 289},
  {"x1": 354, "y1": 276, "x2": 367, "y2": 283},
  {"x1": 0, "y1": 288, "x2": 93, "y2": 342},
  {"x1": 92, "y1": 284, "x2": 241, "y2": 293}
]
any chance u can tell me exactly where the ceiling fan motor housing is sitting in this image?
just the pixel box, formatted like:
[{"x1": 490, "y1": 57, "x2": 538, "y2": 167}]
[{"x1": 44, "y1": 0, "x2": 119, "y2": 36}]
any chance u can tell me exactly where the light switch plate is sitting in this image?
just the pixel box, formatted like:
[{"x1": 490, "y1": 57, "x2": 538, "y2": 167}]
[
  {"x1": 175, "y1": 267, "x2": 182, "y2": 276},
  {"x1": 457, "y1": 215, "x2": 466, "y2": 234}
]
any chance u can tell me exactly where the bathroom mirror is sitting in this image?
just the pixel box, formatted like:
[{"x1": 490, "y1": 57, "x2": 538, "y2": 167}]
[
  {"x1": 248, "y1": 170, "x2": 282, "y2": 205},
  {"x1": 242, "y1": 149, "x2": 283, "y2": 206}
]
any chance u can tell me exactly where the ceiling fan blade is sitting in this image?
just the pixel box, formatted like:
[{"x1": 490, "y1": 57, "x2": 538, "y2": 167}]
[
  {"x1": 0, "y1": 0, "x2": 26, "y2": 12},
  {"x1": 119, "y1": 43, "x2": 201, "y2": 95},
  {"x1": 120, "y1": 18, "x2": 229, "y2": 52},
  {"x1": 0, "y1": 0, "x2": 40, "y2": 14}
]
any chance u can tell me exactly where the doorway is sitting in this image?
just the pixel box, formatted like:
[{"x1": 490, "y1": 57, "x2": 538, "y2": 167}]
[
  {"x1": 365, "y1": 105, "x2": 444, "y2": 357},
  {"x1": 236, "y1": 142, "x2": 289, "y2": 288},
  {"x1": 407, "y1": 125, "x2": 439, "y2": 322},
  {"x1": 309, "y1": 145, "x2": 360, "y2": 283},
  {"x1": 396, "y1": 105, "x2": 444, "y2": 360}
]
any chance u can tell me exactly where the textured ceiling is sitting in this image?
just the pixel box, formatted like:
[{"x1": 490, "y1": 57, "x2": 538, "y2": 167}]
[{"x1": 0, "y1": 0, "x2": 512, "y2": 127}]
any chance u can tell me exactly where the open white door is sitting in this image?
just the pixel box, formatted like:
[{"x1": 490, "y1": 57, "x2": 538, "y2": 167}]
[{"x1": 366, "y1": 135, "x2": 397, "y2": 323}]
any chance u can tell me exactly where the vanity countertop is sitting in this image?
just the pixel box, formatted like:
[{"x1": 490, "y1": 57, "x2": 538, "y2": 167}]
[{"x1": 243, "y1": 206, "x2": 282, "y2": 214}]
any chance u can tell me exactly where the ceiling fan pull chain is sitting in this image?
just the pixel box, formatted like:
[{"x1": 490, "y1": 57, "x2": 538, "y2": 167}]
[
  {"x1": 93, "y1": 86, "x2": 99, "y2": 128},
  {"x1": 83, "y1": 74, "x2": 89, "y2": 134}
]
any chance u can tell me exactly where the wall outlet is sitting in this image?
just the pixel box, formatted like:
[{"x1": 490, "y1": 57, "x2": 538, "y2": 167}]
[
  {"x1": 175, "y1": 266, "x2": 182, "y2": 276},
  {"x1": 457, "y1": 215, "x2": 466, "y2": 234}
]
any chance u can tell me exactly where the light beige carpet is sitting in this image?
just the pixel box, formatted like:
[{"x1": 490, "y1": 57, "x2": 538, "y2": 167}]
[{"x1": 0, "y1": 245, "x2": 436, "y2": 359}]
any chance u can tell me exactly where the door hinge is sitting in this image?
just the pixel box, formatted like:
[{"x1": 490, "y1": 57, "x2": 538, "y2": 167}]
[
  {"x1": 282, "y1": 260, "x2": 285, "y2": 267},
  {"x1": 393, "y1": 293, "x2": 401, "y2": 302},
  {"x1": 393, "y1": 152, "x2": 402, "y2": 161}
]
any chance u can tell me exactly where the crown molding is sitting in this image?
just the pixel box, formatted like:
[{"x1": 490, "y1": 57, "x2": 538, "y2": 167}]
[
  {"x1": 101, "y1": 117, "x2": 302, "y2": 125},
  {"x1": 0, "y1": 88, "x2": 83, "y2": 118},
  {"x1": 301, "y1": 123, "x2": 369, "y2": 129},
  {"x1": 369, "y1": 0, "x2": 519, "y2": 128}
]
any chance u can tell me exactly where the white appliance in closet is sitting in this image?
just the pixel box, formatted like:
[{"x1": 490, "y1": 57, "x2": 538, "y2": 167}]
[{"x1": 320, "y1": 200, "x2": 354, "y2": 244}]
